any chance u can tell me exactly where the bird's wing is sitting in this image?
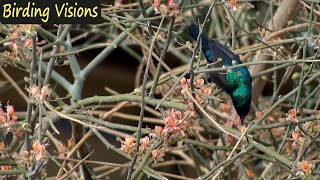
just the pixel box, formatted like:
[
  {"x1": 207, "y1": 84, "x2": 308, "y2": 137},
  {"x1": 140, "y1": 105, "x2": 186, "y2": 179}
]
[
  {"x1": 211, "y1": 40, "x2": 243, "y2": 64},
  {"x1": 207, "y1": 64, "x2": 232, "y2": 93},
  {"x1": 210, "y1": 40, "x2": 252, "y2": 83},
  {"x1": 207, "y1": 40, "x2": 238, "y2": 93},
  {"x1": 188, "y1": 24, "x2": 244, "y2": 93}
]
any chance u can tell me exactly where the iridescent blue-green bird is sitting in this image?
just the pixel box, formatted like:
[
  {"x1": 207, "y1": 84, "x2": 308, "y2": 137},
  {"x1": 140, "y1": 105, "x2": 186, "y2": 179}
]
[{"x1": 188, "y1": 24, "x2": 252, "y2": 125}]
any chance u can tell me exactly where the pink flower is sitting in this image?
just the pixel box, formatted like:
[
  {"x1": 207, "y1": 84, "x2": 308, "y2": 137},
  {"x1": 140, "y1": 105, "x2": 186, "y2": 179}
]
[
  {"x1": 299, "y1": 161, "x2": 311, "y2": 173},
  {"x1": 196, "y1": 79, "x2": 204, "y2": 87},
  {"x1": 168, "y1": 2, "x2": 180, "y2": 17},
  {"x1": 12, "y1": 116, "x2": 18, "y2": 123},
  {"x1": 152, "y1": 148, "x2": 165, "y2": 162},
  {"x1": 203, "y1": 87, "x2": 212, "y2": 95},
  {"x1": 30, "y1": 85, "x2": 38, "y2": 95},
  {"x1": 165, "y1": 115, "x2": 177, "y2": 128},
  {"x1": 120, "y1": 136, "x2": 136, "y2": 155},
  {"x1": 286, "y1": 109, "x2": 299, "y2": 123},
  {"x1": 155, "y1": 126, "x2": 163, "y2": 135},
  {"x1": 40, "y1": 85, "x2": 51, "y2": 102},
  {"x1": 6, "y1": 105, "x2": 14, "y2": 116},
  {"x1": 167, "y1": 0, "x2": 174, "y2": 5},
  {"x1": 291, "y1": 131, "x2": 302, "y2": 147},
  {"x1": 139, "y1": 136, "x2": 151, "y2": 151},
  {"x1": 28, "y1": 84, "x2": 51, "y2": 103},
  {"x1": 229, "y1": 0, "x2": 238, "y2": 12},
  {"x1": 0, "y1": 115, "x2": 6, "y2": 124},
  {"x1": 291, "y1": 131, "x2": 301, "y2": 142},
  {"x1": 220, "y1": 103, "x2": 231, "y2": 112},
  {"x1": 154, "y1": 0, "x2": 161, "y2": 8},
  {"x1": 180, "y1": 77, "x2": 187, "y2": 85}
]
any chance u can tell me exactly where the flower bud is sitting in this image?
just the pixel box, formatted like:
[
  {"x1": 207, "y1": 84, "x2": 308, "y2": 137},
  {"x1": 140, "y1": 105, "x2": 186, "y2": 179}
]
[
  {"x1": 6, "y1": 105, "x2": 14, "y2": 116},
  {"x1": 291, "y1": 72, "x2": 300, "y2": 80}
]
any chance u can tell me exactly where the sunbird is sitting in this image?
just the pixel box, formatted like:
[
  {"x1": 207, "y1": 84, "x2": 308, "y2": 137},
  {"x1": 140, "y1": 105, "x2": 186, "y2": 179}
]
[{"x1": 188, "y1": 24, "x2": 252, "y2": 125}]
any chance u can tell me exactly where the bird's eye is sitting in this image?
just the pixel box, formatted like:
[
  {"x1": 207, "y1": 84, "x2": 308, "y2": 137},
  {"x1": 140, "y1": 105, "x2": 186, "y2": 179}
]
[{"x1": 207, "y1": 77, "x2": 212, "y2": 83}]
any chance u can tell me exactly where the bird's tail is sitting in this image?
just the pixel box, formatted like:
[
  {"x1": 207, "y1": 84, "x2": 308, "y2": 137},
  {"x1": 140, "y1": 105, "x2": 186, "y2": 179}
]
[{"x1": 187, "y1": 24, "x2": 212, "y2": 62}]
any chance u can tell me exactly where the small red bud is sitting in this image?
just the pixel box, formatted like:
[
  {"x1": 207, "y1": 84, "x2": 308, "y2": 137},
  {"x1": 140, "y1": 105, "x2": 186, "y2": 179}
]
[
  {"x1": 6, "y1": 105, "x2": 14, "y2": 116},
  {"x1": 155, "y1": 126, "x2": 163, "y2": 134}
]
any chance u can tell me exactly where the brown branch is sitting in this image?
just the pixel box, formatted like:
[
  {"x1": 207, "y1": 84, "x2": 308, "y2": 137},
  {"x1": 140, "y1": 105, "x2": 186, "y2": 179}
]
[
  {"x1": 250, "y1": 0, "x2": 301, "y2": 103},
  {"x1": 56, "y1": 130, "x2": 93, "y2": 178}
]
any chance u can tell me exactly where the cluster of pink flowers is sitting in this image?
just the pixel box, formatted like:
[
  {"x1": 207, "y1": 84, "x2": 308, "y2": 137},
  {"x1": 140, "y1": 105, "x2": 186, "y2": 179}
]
[
  {"x1": 31, "y1": 141, "x2": 47, "y2": 161},
  {"x1": 0, "y1": 103, "x2": 21, "y2": 137},
  {"x1": 28, "y1": 84, "x2": 51, "y2": 103},
  {"x1": 296, "y1": 160, "x2": 315, "y2": 177},
  {"x1": 11, "y1": 140, "x2": 48, "y2": 172},
  {"x1": 153, "y1": 0, "x2": 180, "y2": 17},
  {"x1": 285, "y1": 112, "x2": 320, "y2": 154},
  {"x1": 0, "y1": 103, "x2": 25, "y2": 173},
  {"x1": 161, "y1": 109, "x2": 191, "y2": 141},
  {"x1": 120, "y1": 109, "x2": 193, "y2": 162},
  {"x1": 2, "y1": 25, "x2": 45, "y2": 61},
  {"x1": 0, "y1": 103, "x2": 17, "y2": 124},
  {"x1": 180, "y1": 77, "x2": 213, "y2": 109},
  {"x1": 119, "y1": 134, "x2": 166, "y2": 162},
  {"x1": 281, "y1": 109, "x2": 320, "y2": 168}
]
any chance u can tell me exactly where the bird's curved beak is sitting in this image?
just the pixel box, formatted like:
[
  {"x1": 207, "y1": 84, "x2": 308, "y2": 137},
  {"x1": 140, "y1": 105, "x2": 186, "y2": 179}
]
[{"x1": 240, "y1": 116, "x2": 245, "y2": 126}]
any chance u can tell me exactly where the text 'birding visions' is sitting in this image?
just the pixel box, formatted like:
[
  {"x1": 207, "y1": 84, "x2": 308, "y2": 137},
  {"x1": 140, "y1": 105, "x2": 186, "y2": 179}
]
[{"x1": 0, "y1": 0, "x2": 102, "y2": 24}]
